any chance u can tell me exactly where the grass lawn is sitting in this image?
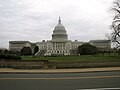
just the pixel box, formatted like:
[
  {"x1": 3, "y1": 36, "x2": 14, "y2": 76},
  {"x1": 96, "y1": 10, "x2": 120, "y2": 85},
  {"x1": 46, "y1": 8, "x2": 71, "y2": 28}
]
[{"x1": 21, "y1": 55, "x2": 120, "y2": 63}]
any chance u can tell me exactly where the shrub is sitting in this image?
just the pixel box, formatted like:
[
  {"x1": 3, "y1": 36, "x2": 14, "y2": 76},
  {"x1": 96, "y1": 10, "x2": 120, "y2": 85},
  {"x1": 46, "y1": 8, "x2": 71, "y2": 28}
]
[
  {"x1": 117, "y1": 49, "x2": 120, "y2": 55},
  {"x1": 0, "y1": 54, "x2": 21, "y2": 60},
  {"x1": 34, "y1": 46, "x2": 39, "y2": 55},
  {"x1": 78, "y1": 43, "x2": 98, "y2": 55},
  {"x1": 21, "y1": 47, "x2": 32, "y2": 56}
]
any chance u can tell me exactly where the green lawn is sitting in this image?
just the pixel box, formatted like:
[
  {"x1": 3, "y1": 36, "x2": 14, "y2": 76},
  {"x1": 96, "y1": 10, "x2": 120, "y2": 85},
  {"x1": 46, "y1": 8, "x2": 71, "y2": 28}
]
[{"x1": 21, "y1": 55, "x2": 120, "y2": 63}]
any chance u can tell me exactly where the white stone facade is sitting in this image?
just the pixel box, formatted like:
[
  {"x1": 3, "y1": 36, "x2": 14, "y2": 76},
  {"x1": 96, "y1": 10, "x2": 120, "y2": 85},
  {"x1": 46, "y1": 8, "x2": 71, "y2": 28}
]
[
  {"x1": 9, "y1": 41, "x2": 31, "y2": 51},
  {"x1": 89, "y1": 40, "x2": 111, "y2": 51}
]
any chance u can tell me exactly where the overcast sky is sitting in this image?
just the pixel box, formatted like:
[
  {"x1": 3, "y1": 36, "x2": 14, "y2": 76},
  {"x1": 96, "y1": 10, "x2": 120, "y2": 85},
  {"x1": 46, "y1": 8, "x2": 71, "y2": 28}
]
[{"x1": 0, "y1": 0, "x2": 114, "y2": 48}]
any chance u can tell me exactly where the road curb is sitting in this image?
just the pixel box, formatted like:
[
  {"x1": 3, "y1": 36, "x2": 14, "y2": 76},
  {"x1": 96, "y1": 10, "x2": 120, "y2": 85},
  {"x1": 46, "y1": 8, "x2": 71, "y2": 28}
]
[
  {"x1": 0, "y1": 67, "x2": 120, "y2": 74},
  {"x1": 0, "y1": 70, "x2": 120, "y2": 74}
]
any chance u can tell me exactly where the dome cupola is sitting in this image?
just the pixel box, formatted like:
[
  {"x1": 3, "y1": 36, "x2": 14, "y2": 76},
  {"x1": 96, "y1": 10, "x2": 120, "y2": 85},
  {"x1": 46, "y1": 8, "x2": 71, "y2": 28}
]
[
  {"x1": 52, "y1": 17, "x2": 68, "y2": 41},
  {"x1": 54, "y1": 17, "x2": 65, "y2": 30}
]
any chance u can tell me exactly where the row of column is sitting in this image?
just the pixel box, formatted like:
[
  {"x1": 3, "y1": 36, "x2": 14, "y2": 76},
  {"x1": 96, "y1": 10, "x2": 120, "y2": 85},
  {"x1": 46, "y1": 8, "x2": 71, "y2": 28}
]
[{"x1": 53, "y1": 42, "x2": 65, "y2": 50}]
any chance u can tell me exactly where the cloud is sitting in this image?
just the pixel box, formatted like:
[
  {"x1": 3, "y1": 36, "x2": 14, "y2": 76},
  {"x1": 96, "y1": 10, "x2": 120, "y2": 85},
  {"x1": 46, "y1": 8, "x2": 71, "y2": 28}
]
[{"x1": 0, "y1": 0, "x2": 113, "y2": 48}]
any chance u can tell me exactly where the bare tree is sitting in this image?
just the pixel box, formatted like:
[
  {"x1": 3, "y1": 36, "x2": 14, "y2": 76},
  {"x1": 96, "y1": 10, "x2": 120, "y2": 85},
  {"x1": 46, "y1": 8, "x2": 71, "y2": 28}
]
[{"x1": 111, "y1": 0, "x2": 120, "y2": 48}]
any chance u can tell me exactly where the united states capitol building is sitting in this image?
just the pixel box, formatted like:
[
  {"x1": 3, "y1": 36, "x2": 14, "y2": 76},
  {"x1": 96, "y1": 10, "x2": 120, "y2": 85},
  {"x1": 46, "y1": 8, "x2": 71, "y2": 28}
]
[{"x1": 9, "y1": 17, "x2": 111, "y2": 56}]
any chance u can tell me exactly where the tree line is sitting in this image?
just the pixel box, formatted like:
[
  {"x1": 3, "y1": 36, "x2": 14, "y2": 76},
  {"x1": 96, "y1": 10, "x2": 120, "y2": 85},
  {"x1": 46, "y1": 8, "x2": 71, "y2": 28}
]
[
  {"x1": 0, "y1": 43, "x2": 120, "y2": 57},
  {"x1": 18, "y1": 43, "x2": 120, "y2": 56}
]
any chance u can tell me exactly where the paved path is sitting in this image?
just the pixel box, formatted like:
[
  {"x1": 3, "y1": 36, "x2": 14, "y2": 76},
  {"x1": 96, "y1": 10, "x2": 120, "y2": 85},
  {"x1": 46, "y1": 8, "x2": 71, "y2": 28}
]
[{"x1": 0, "y1": 67, "x2": 120, "y2": 73}]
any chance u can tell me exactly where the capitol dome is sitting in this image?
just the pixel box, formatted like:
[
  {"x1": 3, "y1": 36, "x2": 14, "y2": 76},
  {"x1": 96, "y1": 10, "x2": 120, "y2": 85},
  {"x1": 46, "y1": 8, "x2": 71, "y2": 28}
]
[{"x1": 52, "y1": 17, "x2": 68, "y2": 41}]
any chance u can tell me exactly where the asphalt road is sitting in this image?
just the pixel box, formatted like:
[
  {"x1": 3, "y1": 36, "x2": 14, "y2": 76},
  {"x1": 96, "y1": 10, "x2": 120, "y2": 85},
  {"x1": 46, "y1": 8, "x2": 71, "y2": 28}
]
[{"x1": 0, "y1": 71, "x2": 120, "y2": 90}]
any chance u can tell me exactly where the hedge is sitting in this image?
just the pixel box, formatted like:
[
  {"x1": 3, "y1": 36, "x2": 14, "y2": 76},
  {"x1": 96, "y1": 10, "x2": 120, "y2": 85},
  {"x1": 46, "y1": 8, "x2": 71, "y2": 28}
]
[{"x1": 0, "y1": 54, "x2": 21, "y2": 60}]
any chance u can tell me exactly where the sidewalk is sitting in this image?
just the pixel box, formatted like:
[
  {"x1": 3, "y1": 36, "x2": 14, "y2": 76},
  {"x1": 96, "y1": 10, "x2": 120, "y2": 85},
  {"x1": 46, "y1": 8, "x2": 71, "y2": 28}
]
[{"x1": 0, "y1": 67, "x2": 120, "y2": 74}]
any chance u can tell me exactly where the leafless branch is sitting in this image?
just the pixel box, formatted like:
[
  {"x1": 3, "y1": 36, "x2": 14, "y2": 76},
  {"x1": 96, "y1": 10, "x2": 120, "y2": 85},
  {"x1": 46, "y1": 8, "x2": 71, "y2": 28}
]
[
  {"x1": 112, "y1": 8, "x2": 120, "y2": 14},
  {"x1": 110, "y1": 0, "x2": 120, "y2": 47},
  {"x1": 114, "y1": 1, "x2": 120, "y2": 8},
  {"x1": 113, "y1": 14, "x2": 120, "y2": 20}
]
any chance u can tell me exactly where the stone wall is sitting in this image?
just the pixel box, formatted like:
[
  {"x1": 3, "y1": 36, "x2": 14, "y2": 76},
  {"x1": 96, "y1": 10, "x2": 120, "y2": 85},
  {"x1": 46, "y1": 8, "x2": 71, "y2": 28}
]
[{"x1": 0, "y1": 60, "x2": 120, "y2": 69}]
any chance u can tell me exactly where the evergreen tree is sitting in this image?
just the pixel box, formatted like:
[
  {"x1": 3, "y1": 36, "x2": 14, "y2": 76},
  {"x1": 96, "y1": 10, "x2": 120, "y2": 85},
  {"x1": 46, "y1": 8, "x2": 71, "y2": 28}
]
[
  {"x1": 21, "y1": 47, "x2": 32, "y2": 55},
  {"x1": 34, "y1": 46, "x2": 39, "y2": 55},
  {"x1": 78, "y1": 43, "x2": 98, "y2": 55}
]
